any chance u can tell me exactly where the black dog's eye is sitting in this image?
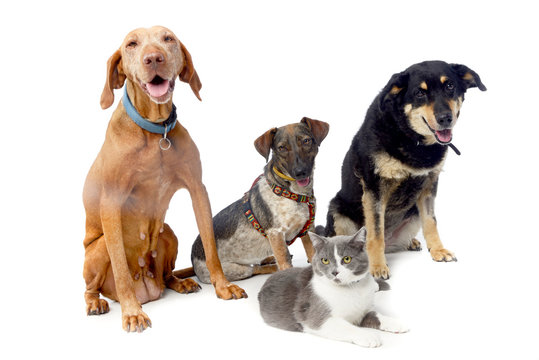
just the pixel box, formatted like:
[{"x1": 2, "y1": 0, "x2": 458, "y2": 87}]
[
  {"x1": 415, "y1": 89, "x2": 426, "y2": 99},
  {"x1": 445, "y1": 81, "x2": 455, "y2": 92}
]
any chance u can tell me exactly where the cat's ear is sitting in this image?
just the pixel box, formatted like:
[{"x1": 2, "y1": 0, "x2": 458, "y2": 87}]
[
  {"x1": 351, "y1": 227, "x2": 367, "y2": 249},
  {"x1": 308, "y1": 231, "x2": 326, "y2": 249}
]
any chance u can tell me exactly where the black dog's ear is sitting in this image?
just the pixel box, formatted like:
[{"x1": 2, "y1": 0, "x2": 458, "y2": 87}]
[
  {"x1": 254, "y1": 127, "x2": 278, "y2": 161},
  {"x1": 378, "y1": 71, "x2": 409, "y2": 112},
  {"x1": 300, "y1": 117, "x2": 330, "y2": 145},
  {"x1": 450, "y1": 64, "x2": 487, "y2": 91}
]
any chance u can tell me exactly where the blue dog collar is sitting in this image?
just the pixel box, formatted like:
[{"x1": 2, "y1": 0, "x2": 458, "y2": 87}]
[{"x1": 122, "y1": 86, "x2": 177, "y2": 135}]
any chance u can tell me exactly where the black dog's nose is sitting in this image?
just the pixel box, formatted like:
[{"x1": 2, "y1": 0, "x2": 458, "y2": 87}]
[{"x1": 436, "y1": 113, "x2": 453, "y2": 127}]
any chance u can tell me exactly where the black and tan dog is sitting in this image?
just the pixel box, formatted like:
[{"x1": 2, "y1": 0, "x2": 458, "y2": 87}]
[
  {"x1": 319, "y1": 61, "x2": 486, "y2": 279},
  {"x1": 189, "y1": 117, "x2": 329, "y2": 283}
]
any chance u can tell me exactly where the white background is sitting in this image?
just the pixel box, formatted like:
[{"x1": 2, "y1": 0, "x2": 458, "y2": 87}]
[{"x1": 1, "y1": 0, "x2": 538, "y2": 359}]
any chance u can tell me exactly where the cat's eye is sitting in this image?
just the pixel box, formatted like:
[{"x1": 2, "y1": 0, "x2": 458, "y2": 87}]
[
  {"x1": 343, "y1": 256, "x2": 352, "y2": 264},
  {"x1": 321, "y1": 258, "x2": 330, "y2": 265}
]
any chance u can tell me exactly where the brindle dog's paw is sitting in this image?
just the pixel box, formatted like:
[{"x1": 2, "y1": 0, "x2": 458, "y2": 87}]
[
  {"x1": 86, "y1": 298, "x2": 110, "y2": 316},
  {"x1": 122, "y1": 308, "x2": 151, "y2": 333},
  {"x1": 215, "y1": 282, "x2": 248, "y2": 300},
  {"x1": 168, "y1": 277, "x2": 202, "y2": 294},
  {"x1": 429, "y1": 248, "x2": 457, "y2": 262},
  {"x1": 407, "y1": 238, "x2": 422, "y2": 251},
  {"x1": 370, "y1": 263, "x2": 390, "y2": 280}
]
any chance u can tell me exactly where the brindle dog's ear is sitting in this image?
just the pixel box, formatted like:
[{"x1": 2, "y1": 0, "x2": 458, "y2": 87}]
[
  {"x1": 450, "y1": 64, "x2": 487, "y2": 91},
  {"x1": 179, "y1": 42, "x2": 202, "y2": 101},
  {"x1": 100, "y1": 49, "x2": 126, "y2": 109},
  {"x1": 300, "y1": 117, "x2": 330, "y2": 145},
  {"x1": 378, "y1": 71, "x2": 409, "y2": 112},
  {"x1": 254, "y1": 127, "x2": 278, "y2": 161}
]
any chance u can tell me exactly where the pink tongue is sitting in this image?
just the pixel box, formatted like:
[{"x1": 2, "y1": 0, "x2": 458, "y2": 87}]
[
  {"x1": 296, "y1": 178, "x2": 310, "y2": 187},
  {"x1": 146, "y1": 80, "x2": 170, "y2": 98},
  {"x1": 436, "y1": 129, "x2": 452, "y2": 143}
]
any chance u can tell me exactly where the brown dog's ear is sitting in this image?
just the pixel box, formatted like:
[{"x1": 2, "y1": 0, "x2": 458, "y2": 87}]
[
  {"x1": 450, "y1": 63, "x2": 487, "y2": 91},
  {"x1": 100, "y1": 49, "x2": 126, "y2": 109},
  {"x1": 179, "y1": 42, "x2": 202, "y2": 101},
  {"x1": 254, "y1": 127, "x2": 278, "y2": 161},
  {"x1": 300, "y1": 117, "x2": 330, "y2": 145}
]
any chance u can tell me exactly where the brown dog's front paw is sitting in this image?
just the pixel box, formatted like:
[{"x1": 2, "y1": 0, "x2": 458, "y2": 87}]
[
  {"x1": 86, "y1": 298, "x2": 110, "y2": 316},
  {"x1": 122, "y1": 308, "x2": 152, "y2": 333},
  {"x1": 370, "y1": 263, "x2": 390, "y2": 279},
  {"x1": 429, "y1": 248, "x2": 457, "y2": 262},
  {"x1": 215, "y1": 282, "x2": 248, "y2": 300}
]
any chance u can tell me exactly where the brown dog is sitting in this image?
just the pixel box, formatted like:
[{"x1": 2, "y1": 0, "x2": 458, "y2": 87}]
[{"x1": 83, "y1": 26, "x2": 246, "y2": 332}]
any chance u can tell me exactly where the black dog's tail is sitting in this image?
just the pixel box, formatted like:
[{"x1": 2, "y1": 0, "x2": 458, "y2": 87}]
[{"x1": 314, "y1": 225, "x2": 326, "y2": 236}]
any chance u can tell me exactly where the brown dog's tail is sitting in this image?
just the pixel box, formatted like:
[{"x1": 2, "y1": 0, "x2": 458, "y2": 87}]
[{"x1": 173, "y1": 267, "x2": 196, "y2": 278}]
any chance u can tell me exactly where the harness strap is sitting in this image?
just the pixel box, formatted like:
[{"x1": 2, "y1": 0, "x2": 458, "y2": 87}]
[{"x1": 242, "y1": 176, "x2": 315, "y2": 245}]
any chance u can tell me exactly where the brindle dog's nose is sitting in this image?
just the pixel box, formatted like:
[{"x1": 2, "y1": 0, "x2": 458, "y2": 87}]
[{"x1": 143, "y1": 52, "x2": 165, "y2": 67}]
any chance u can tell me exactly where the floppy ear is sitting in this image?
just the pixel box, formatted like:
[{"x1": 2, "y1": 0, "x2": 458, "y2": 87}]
[
  {"x1": 450, "y1": 63, "x2": 487, "y2": 91},
  {"x1": 179, "y1": 42, "x2": 202, "y2": 101},
  {"x1": 378, "y1": 71, "x2": 409, "y2": 112},
  {"x1": 300, "y1": 117, "x2": 330, "y2": 145},
  {"x1": 100, "y1": 49, "x2": 126, "y2": 109},
  {"x1": 254, "y1": 127, "x2": 278, "y2": 161}
]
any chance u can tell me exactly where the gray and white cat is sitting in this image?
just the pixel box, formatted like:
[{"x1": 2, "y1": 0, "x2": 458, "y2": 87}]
[{"x1": 258, "y1": 228, "x2": 408, "y2": 347}]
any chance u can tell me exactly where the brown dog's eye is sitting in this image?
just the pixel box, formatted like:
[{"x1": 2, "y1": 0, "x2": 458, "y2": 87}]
[
  {"x1": 126, "y1": 41, "x2": 138, "y2": 48},
  {"x1": 164, "y1": 35, "x2": 173, "y2": 42}
]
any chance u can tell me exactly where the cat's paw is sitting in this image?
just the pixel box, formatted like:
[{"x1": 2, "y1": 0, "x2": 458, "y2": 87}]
[
  {"x1": 379, "y1": 316, "x2": 409, "y2": 334},
  {"x1": 353, "y1": 333, "x2": 382, "y2": 348}
]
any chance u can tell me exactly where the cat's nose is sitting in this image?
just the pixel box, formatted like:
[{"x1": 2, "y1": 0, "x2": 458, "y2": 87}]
[{"x1": 332, "y1": 270, "x2": 339, "y2": 277}]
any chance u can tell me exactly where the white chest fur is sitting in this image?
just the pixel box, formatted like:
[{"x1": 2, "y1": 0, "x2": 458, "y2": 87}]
[
  {"x1": 258, "y1": 179, "x2": 311, "y2": 242},
  {"x1": 311, "y1": 274, "x2": 377, "y2": 324}
]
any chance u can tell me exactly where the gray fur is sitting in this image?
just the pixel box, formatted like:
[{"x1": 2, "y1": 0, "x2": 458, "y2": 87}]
[{"x1": 258, "y1": 229, "x2": 374, "y2": 332}]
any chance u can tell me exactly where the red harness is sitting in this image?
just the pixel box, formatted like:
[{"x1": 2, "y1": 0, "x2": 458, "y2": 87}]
[{"x1": 242, "y1": 176, "x2": 315, "y2": 245}]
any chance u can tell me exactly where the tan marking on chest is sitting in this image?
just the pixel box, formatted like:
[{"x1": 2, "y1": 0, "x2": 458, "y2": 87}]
[{"x1": 373, "y1": 152, "x2": 446, "y2": 180}]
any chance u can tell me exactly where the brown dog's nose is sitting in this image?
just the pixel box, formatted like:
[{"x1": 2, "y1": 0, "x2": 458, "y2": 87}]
[{"x1": 143, "y1": 52, "x2": 165, "y2": 67}]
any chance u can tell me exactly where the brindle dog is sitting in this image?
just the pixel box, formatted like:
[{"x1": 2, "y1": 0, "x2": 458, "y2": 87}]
[{"x1": 189, "y1": 117, "x2": 329, "y2": 283}]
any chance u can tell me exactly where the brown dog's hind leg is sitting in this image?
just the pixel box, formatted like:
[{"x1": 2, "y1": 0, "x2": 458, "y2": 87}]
[
  {"x1": 158, "y1": 224, "x2": 202, "y2": 294},
  {"x1": 83, "y1": 235, "x2": 112, "y2": 315}
]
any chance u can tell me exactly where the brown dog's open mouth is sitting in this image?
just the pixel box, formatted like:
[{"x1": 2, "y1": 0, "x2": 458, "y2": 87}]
[{"x1": 140, "y1": 76, "x2": 175, "y2": 101}]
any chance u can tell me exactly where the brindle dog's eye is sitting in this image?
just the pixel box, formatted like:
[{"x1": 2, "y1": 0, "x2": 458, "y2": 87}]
[
  {"x1": 278, "y1": 145, "x2": 287, "y2": 152},
  {"x1": 303, "y1": 138, "x2": 312, "y2": 145},
  {"x1": 321, "y1": 258, "x2": 330, "y2": 265}
]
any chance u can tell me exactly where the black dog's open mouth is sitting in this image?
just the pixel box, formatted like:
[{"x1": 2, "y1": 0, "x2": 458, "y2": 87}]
[{"x1": 422, "y1": 117, "x2": 452, "y2": 144}]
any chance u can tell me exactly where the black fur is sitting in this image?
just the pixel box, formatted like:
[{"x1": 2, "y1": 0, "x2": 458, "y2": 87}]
[{"x1": 322, "y1": 60, "x2": 486, "y2": 237}]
